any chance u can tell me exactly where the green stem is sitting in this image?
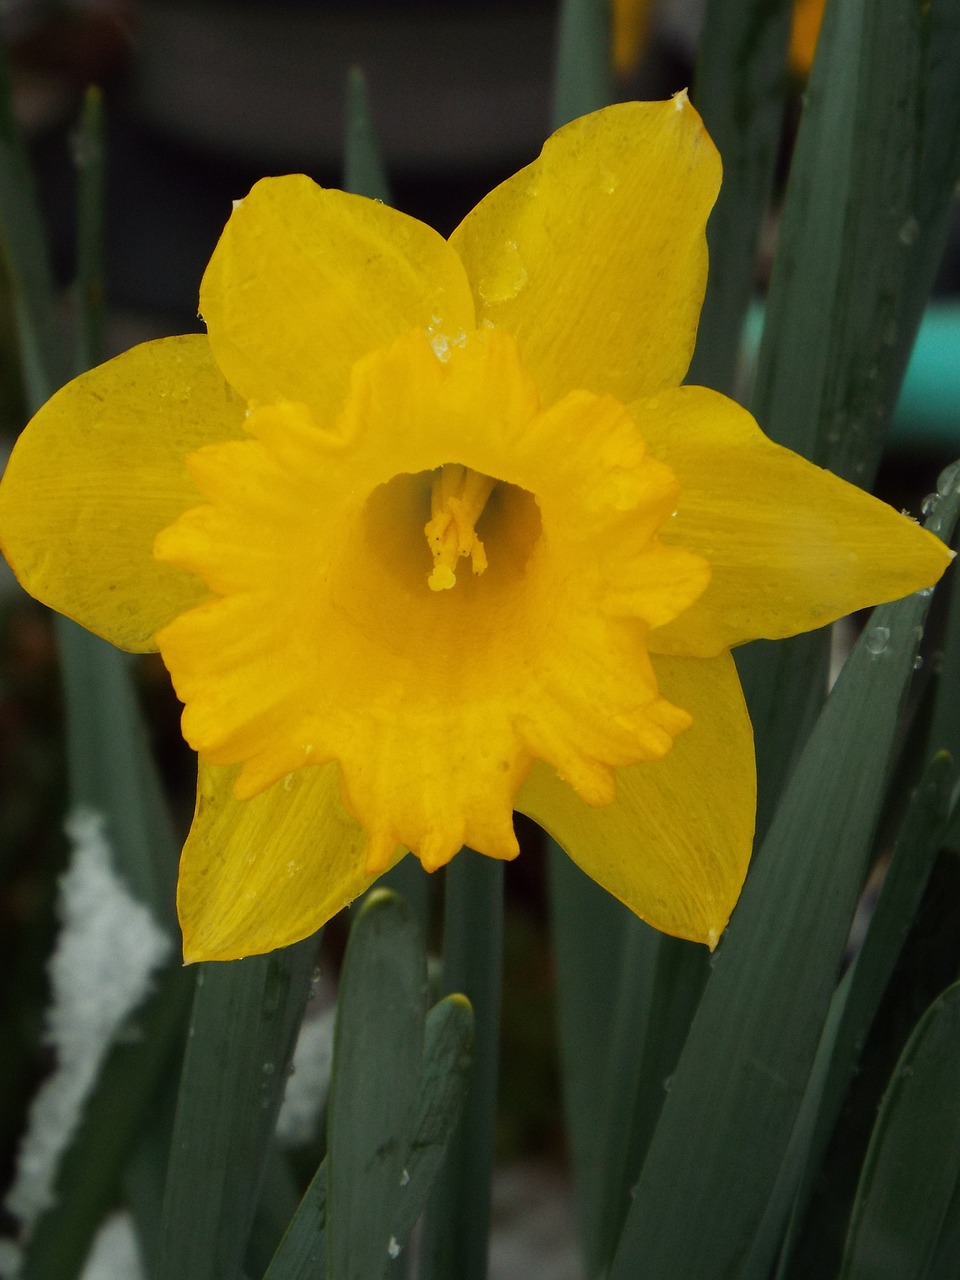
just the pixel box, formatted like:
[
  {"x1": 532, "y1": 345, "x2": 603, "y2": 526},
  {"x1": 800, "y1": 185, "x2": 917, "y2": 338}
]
[
  {"x1": 552, "y1": 0, "x2": 613, "y2": 130},
  {"x1": 73, "y1": 84, "x2": 106, "y2": 375},
  {"x1": 419, "y1": 850, "x2": 504, "y2": 1280},
  {"x1": 687, "y1": 0, "x2": 793, "y2": 394}
]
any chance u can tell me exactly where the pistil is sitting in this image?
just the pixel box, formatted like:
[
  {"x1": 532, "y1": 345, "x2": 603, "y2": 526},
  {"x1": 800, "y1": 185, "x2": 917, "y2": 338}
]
[{"x1": 424, "y1": 464, "x2": 497, "y2": 590}]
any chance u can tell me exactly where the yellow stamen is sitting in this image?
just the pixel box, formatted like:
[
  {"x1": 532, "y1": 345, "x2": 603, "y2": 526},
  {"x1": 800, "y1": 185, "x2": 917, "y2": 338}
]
[{"x1": 424, "y1": 464, "x2": 496, "y2": 591}]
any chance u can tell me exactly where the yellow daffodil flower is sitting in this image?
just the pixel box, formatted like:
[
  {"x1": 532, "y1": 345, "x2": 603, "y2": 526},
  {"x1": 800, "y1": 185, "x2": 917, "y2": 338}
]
[{"x1": 0, "y1": 97, "x2": 949, "y2": 962}]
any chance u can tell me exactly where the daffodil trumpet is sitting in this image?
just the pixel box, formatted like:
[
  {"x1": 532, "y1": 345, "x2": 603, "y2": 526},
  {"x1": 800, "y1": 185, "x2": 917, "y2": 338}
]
[{"x1": 0, "y1": 95, "x2": 949, "y2": 961}]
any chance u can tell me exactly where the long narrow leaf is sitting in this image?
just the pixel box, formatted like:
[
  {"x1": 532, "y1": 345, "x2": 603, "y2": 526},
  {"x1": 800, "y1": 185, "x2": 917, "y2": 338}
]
[
  {"x1": 687, "y1": 0, "x2": 793, "y2": 394},
  {"x1": 753, "y1": 0, "x2": 960, "y2": 480},
  {"x1": 265, "y1": 993, "x2": 474, "y2": 1280},
  {"x1": 0, "y1": 43, "x2": 63, "y2": 406},
  {"x1": 608, "y1": 483, "x2": 960, "y2": 1280},
  {"x1": 742, "y1": 752, "x2": 954, "y2": 1280},
  {"x1": 420, "y1": 851, "x2": 503, "y2": 1280},
  {"x1": 547, "y1": 849, "x2": 635, "y2": 1266},
  {"x1": 16, "y1": 967, "x2": 190, "y2": 1280},
  {"x1": 343, "y1": 67, "x2": 392, "y2": 206},
  {"x1": 158, "y1": 940, "x2": 317, "y2": 1280},
  {"x1": 73, "y1": 85, "x2": 105, "y2": 376},
  {"x1": 738, "y1": 0, "x2": 960, "y2": 838},
  {"x1": 840, "y1": 981, "x2": 960, "y2": 1280},
  {"x1": 326, "y1": 891, "x2": 425, "y2": 1280},
  {"x1": 0, "y1": 64, "x2": 193, "y2": 1280},
  {"x1": 588, "y1": 926, "x2": 708, "y2": 1277},
  {"x1": 552, "y1": 0, "x2": 612, "y2": 130}
]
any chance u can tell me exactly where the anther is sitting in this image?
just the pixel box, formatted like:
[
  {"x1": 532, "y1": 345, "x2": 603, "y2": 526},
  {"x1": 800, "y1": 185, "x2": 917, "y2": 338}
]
[{"x1": 424, "y1": 464, "x2": 496, "y2": 591}]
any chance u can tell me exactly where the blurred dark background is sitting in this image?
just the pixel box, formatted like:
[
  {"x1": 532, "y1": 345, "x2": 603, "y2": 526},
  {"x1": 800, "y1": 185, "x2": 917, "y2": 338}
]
[{"x1": 1, "y1": 0, "x2": 697, "y2": 345}]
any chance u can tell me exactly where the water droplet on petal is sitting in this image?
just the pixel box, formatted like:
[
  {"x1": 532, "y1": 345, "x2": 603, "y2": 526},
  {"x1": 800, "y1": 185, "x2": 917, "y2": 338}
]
[
  {"x1": 477, "y1": 241, "x2": 528, "y2": 304},
  {"x1": 388, "y1": 1237, "x2": 401, "y2": 1260}
]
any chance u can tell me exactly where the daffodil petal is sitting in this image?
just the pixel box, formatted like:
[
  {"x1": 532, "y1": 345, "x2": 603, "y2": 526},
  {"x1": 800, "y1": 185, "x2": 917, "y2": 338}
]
[
  {"x1": 200, "y1": 175, "x2": 476, "y2": 419},
  {"x1": 0, "y1": 335, "x2": 242, "y2": 652},
  {"x1": 516, "y1": 650, "x2": 754, "y2": 947},
  {"x1": 449, "y1": 97, "x2": 720, "y2": 406},
  {"x1": 639, "y1": 387, "x2": 954, "y2": 656},
  {"x1": 178, "y1": 759, "x2": 403, "y2": 963}
]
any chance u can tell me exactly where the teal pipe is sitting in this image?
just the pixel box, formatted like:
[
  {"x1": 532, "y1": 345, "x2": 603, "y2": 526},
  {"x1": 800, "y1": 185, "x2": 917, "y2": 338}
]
[{"x1": 741, "y1": 301, "x2": 960, "y2": 450}]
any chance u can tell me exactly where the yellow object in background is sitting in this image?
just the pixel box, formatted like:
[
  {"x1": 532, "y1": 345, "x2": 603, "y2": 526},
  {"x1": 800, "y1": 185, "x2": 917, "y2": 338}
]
[
  {"x1": 612, "y1": 0, "x2": 654, "y2": 77},
  {"x1": 789, "y1": 0, "x2": 827, "y2": 75},
  {"x1": 612, "y1": 0, "x2": 827, "y2": 78}
]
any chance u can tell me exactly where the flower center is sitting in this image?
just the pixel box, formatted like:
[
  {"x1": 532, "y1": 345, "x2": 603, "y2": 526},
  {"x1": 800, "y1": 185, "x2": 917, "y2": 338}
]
[{"x1": 424, "y1": 463, "x2": 497, "y2": 591}]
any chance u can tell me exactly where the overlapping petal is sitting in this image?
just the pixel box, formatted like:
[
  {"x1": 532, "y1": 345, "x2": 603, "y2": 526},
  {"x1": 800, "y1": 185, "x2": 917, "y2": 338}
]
[
  {"x1": 178, "y1": 759, "x2": 399, "y2": 962},
  {"x1": 516, "y1": 650, "x2": 755, "y2": 947},
  {"x1": 0, "y1": 335, "x2": 243, "y2": 652},
  {"x1": 638, "y1": 386, "x2": 953, "y2": 656},
  {"x1": 200, "y1": 175, "x2": 476, "y2": 420},
  {"x1": 449, "y1": 96, "x2": 720, "y2": 407}
]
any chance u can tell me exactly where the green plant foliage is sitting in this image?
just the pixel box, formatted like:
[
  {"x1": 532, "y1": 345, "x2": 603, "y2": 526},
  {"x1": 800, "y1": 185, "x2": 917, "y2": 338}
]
[
  {"x1": 744, "y1": 752, "x2": 955, "y2": 1280},
  {"x1": 608, "y1": 480, "x2": 960, "y2": 1280},
  {"x1": 840, "y1": 981, "x2": 960, "y2": 1280},
  {"x1": 326, "y1": 890, "x2": 425, "y2": 1280},
  {"x1": 420, "y1": 852, "x2": 503, "y2": 1280},
  {"x1": 688, "y1": 0, "x2": 793, "y2": 395},
  {"x1": 265, "y1": 989, "x2": 475, "y2": 1280},
  {"x1": 157, "y1": 942, "x2": 318, "y2": 1280}
]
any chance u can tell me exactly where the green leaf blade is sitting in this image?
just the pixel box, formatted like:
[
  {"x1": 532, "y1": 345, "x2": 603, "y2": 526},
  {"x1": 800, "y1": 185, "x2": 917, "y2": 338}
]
[
  {"x1": 326, "y1": 889, "x2": 426, "y2": 1280},
  {"x1": 420, "y1": 851, "x2": 503, "y2": 1280},
  {"x1": 551, "y1": 0, "x2": 612, "y2": 129},
  {"x1": 687, "y1": 0, "x2": 793, "y2": 395},
  {"x1": 343, "y1": 67, "x2": 392, "y2": 205},
  {"x1": 608, "y1": 487, "x2": 960, "y2": 1280},
  {"x1": 265, "y1": 992, "x2": 473, "y2": 1280},
  {"x1": 158, "y1": 940, "x2": 317, "y2": 1280},
  {"x1": 753, "y1": 0, "x2": 960, "y2": 482},
  {"x1": 840, "y1": 981, "x2": 960, "y2": 1280},
  {"x1": 743, "y1": 751, "x2": 955, "y2": 1280}
]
